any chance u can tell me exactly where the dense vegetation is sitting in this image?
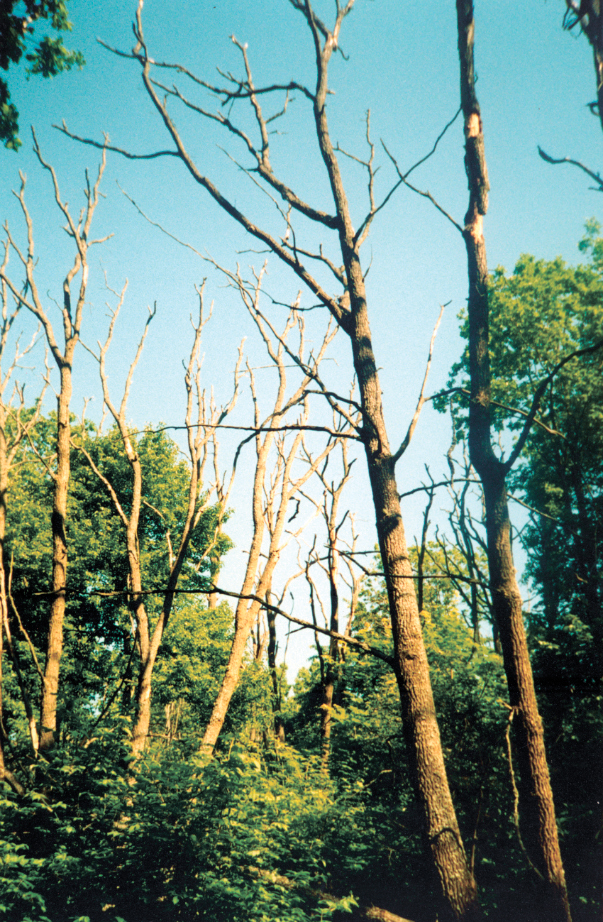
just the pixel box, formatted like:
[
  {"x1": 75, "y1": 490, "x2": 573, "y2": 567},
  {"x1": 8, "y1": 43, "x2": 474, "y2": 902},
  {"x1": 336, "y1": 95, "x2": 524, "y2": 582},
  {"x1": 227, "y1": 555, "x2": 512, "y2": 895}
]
[
  {"x1": 1, "y1": 2, "x2": 602, "y2": 920},
  {"x1": 0, "y1": 231, "x2": 601, "y2": 921}
]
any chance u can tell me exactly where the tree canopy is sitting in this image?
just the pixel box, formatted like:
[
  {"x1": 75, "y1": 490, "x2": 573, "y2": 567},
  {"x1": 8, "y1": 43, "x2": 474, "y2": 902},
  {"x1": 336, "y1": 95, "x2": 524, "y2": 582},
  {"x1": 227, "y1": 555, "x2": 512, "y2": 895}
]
[{"x1": 0, "y1": 0, "x2": 83, "y2": 150}]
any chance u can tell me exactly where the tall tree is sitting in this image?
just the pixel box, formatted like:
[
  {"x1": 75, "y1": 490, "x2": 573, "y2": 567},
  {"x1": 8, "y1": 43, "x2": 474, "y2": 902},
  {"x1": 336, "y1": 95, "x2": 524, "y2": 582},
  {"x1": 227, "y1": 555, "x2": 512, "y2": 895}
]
[
  {"x1": 0, "y1": 136, "x2": 107, "y2": 750},
  {"x1": 61, "y1": 4, "x2": 482, "y2": 916},
  {"x1": 0, "y1": 240, "x2": 46, "y2": 781},
  {"x1": 77, "y1": 284, "x2": 233, "y2": 755},
  {"x1": 455, "y1": 2, "x2": 571, "y2": 919},
  {"x1": 466, "y1": 236, "x2": 603, "y2": 915}
]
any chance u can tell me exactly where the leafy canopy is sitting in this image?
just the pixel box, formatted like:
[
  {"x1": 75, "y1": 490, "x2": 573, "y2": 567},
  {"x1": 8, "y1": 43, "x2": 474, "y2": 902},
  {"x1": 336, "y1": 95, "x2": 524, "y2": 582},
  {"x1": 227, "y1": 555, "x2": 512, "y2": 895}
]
[{"x1": 0, "y1": 0, "x2": 84, "y2": 150}]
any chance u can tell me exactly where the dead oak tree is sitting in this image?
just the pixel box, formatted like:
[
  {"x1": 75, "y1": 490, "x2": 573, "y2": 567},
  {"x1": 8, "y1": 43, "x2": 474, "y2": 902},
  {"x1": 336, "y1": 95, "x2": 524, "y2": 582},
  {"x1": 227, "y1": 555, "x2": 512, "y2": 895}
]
[
  {"x1": 201, "y1": 266, "x2": 342, "y2": 754},
  {"x1": 455, "y1": 2, "x2": 571, "y2": 920},
  {"x1": 0, "y1": 243, "x2": 48, "y2": 785},
  {"x1": 58, "y1": 3, "x2": 484, "y2": 917}
]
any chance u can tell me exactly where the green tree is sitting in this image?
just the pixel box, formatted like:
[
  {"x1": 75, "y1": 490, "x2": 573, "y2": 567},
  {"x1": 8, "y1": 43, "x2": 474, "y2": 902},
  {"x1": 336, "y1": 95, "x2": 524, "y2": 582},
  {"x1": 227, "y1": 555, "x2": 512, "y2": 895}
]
[
  {"x1": 0, "y1": 0, "x2": 84, "y2": 150},
  {"x1": 289, "y1": 546, "x2": 514, "y2": 919},
  {"x1": 455, "y1": 229, "x2": 603, "y2": 918},
  {"x1": 3, "y1": 416, "x2": 230, "y2": 748}
]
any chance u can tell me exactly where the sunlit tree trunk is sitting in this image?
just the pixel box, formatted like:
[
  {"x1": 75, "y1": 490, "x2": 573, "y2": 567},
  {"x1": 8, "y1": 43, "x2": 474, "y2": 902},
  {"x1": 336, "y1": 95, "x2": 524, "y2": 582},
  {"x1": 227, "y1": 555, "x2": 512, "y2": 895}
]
[
  {"x1": 100, "y1": 4, "x2": 484, "y2": 916},
  {"x1": 0, "y1": 138, "x2": 107, "y2": 751},
  {"x1": 39, "y1": 364, "x2": 71, "y2": 749},
  {"x1": 202, "y1": 292, "x2": 338, "y2": 754}
]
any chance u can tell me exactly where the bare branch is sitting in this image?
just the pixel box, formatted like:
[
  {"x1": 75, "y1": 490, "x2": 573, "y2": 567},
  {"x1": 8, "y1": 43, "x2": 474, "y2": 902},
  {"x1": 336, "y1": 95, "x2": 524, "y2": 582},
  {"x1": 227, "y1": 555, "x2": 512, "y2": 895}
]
[
  {"x1": 55, "y1": 122, "x2": 179, "y2": 159},
  {"x1": 210, "y1": 584, "x2": 395, "y2": 667},
  {"x1": 393, "y1": 303, "x2": 446, "y2": 462},
  {"x1": 538, "y1": 146, "x2": 603, "y2": 192},
  {"x1": 382, "y1": 142, "x2": 463, "y2": 234},
  {"x1": 504, "y1": 336, "x2": 603, "y2": 472}
]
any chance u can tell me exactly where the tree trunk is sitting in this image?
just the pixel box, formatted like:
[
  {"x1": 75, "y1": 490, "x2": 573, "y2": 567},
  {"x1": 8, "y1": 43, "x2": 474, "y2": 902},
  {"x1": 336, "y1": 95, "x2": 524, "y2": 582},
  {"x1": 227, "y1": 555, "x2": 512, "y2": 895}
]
[
  {"x1": 201, "y1": 609, "x2": 255, "y2": 751},
  {"x1": 132, "y1": 8, "x2": 481, "y2": 915},
  {"x1": 39, "y1": 366, "x2": 71, "y2": 751},
  {"x1": 482, "y1": 468, "x2": 571, "y2": 922},
  {"x1": 267, "y1": 607, "x2": 285, "y2": 742},
  {"x1": 130, "y1": 613, "x2": 154, "y2": 756},
  {"x1": 456, "y1": 3, "x2": 571, "y2": 919},
  {"x1": 320, "y1": 524, "x2": 340, "y2": 772},
  {"x1": 362, "y1": 424, "x2": 479, "y2": 922},
  {"x1": 341, "y1": 269, "x2": 480, "y2": 920}
]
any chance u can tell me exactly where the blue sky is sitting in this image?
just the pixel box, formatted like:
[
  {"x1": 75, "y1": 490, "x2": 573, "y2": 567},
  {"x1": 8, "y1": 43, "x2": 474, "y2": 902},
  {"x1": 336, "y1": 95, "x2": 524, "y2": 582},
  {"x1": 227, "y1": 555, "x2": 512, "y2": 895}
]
[{"x1": 1, "y1": 0, "x2": 601, "y2": 666}]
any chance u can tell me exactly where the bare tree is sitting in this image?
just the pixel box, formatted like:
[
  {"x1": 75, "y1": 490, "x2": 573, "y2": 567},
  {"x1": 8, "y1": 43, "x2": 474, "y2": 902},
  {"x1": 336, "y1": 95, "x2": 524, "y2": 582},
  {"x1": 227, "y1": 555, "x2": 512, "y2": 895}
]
[
  {"x1": 201, "y1": 268, "x2": 341, "y2": 754},
  {"x1": 302, "y1": 441, "x2": 354, "y2": 772},
  {"x1": 59, "y1": 3, "x2": 483, "y2": 916},
  {"x1": 0, "y1": 243, "x2": 49, "y2": 787},
  {"x1": 0, "y1": 135, "x2": 108, "y2": 751},
  {"x1": 77, "y1": 282, "x2": 240, "y2": 755},
  {"x1": 455, "y1": 2, "x2": 571, "y2": 919}
]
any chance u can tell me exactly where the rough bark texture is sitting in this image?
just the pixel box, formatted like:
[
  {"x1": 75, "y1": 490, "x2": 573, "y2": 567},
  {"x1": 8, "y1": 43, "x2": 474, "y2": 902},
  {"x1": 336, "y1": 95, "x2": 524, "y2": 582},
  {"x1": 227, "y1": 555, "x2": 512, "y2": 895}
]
[
  {"x1": 310, "y1": 23, "x2": 480, "y2": 915},
  {"x1": 130, "y1": 4, "x2": 481, "y2": 916},
  {"x1": 358, "y1": 356, "x2": 479, "y2": 922},
  {"x1": 456, "y1": 3, "x2": 571, "y2": 920}
]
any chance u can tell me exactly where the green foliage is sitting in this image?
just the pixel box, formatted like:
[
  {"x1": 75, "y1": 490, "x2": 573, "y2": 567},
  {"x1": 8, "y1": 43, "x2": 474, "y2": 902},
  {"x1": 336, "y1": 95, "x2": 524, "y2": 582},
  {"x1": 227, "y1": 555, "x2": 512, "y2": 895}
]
[
  {"x1": 0, "y1": 1, "x2": 84, "y2": 150},
  {"x1": 442, "y1": 228, "x2": 603, "y2": 918},
  {"x1": 288, "y1": 550, "x2": 522, "y2": 918},
  {"x1": 4, "y1": 415, "x2": 232, "y2": 742},
  {"x1": 150, "y1": 598, "x2": 274, "y2": 748},
  {"x1": 0, "y1": 734, "x2": 362, "y2": 922}
]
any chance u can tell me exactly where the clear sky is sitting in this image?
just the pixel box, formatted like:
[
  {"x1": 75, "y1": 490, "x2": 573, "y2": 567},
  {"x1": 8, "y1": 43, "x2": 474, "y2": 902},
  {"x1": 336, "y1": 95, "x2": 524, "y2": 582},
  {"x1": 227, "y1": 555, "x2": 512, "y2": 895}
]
[{"x1": 1, "y1": 0, "x2": 601, "y2": 669}]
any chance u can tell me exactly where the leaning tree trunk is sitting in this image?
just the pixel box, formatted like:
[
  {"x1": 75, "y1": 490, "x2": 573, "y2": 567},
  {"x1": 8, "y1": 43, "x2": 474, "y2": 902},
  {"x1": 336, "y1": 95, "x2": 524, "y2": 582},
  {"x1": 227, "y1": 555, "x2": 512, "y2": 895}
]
[
  {"x1": 456, "y1": 2, "x2": 571, "y2": 920},
  {"x1": 128, "y1": 6, "x2": 482, "y2": 916},
  {"x1": 349, "y1": 299, "x2": 481, "y2": 922}
]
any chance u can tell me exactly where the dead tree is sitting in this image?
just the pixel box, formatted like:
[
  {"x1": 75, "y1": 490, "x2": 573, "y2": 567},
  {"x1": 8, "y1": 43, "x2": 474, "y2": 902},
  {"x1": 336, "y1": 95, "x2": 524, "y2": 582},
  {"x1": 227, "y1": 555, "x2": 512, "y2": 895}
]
[
  {"x1": 60, "y1": 4, "x2": 483, "y2": 916},
  {"x1": 302, "y1": 440, "x2": 355, "y2": 772},
  {"x1": 0, "y1": 244, "x2": 49, "y2": 786},
  {"x1": 201, "y1": 268, "x2": 341, "y2": 754},
  {"x1": 0, "y1": 134, "x2": 108, "y2": 751},
  {"x1": 77, "y1": 282, "x2": 240, "y2": 755},
  {"x1": 456, "y1": 2, "x2": 571, "y2": 919}
]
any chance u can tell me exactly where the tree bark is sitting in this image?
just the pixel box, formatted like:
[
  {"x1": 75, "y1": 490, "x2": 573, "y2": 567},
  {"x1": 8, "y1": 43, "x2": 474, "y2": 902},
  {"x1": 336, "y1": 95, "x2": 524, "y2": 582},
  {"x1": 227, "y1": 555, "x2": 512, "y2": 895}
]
[
  {"x1": 39, "y1": 365, "x2": 71, "y2": 750},
  {"x1": 267, "y1": 607, "x2": 285, "y2": 742},
  {"x1": 312, "y1": 33, "x2": 480, "y2": 911},
  {"x1": 456, "y1": 3, "x2": 571, "y2": 919},
  {"x1": 128, "y1": 5, "x2": 481, "y2": 916},
  {"x1": 356, "y1": 346, "x2": 479, "y2": 922}
]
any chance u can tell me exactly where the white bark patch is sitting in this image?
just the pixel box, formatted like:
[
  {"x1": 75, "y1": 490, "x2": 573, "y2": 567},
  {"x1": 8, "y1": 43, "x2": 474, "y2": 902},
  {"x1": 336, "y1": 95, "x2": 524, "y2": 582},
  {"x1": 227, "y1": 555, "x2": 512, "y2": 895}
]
[
  {"x1": 466, "y1": 112, "x2": 480, "y2": 138},
  {"x1": 470, "y1": 213, "x2": 483, "y2": 239}
]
